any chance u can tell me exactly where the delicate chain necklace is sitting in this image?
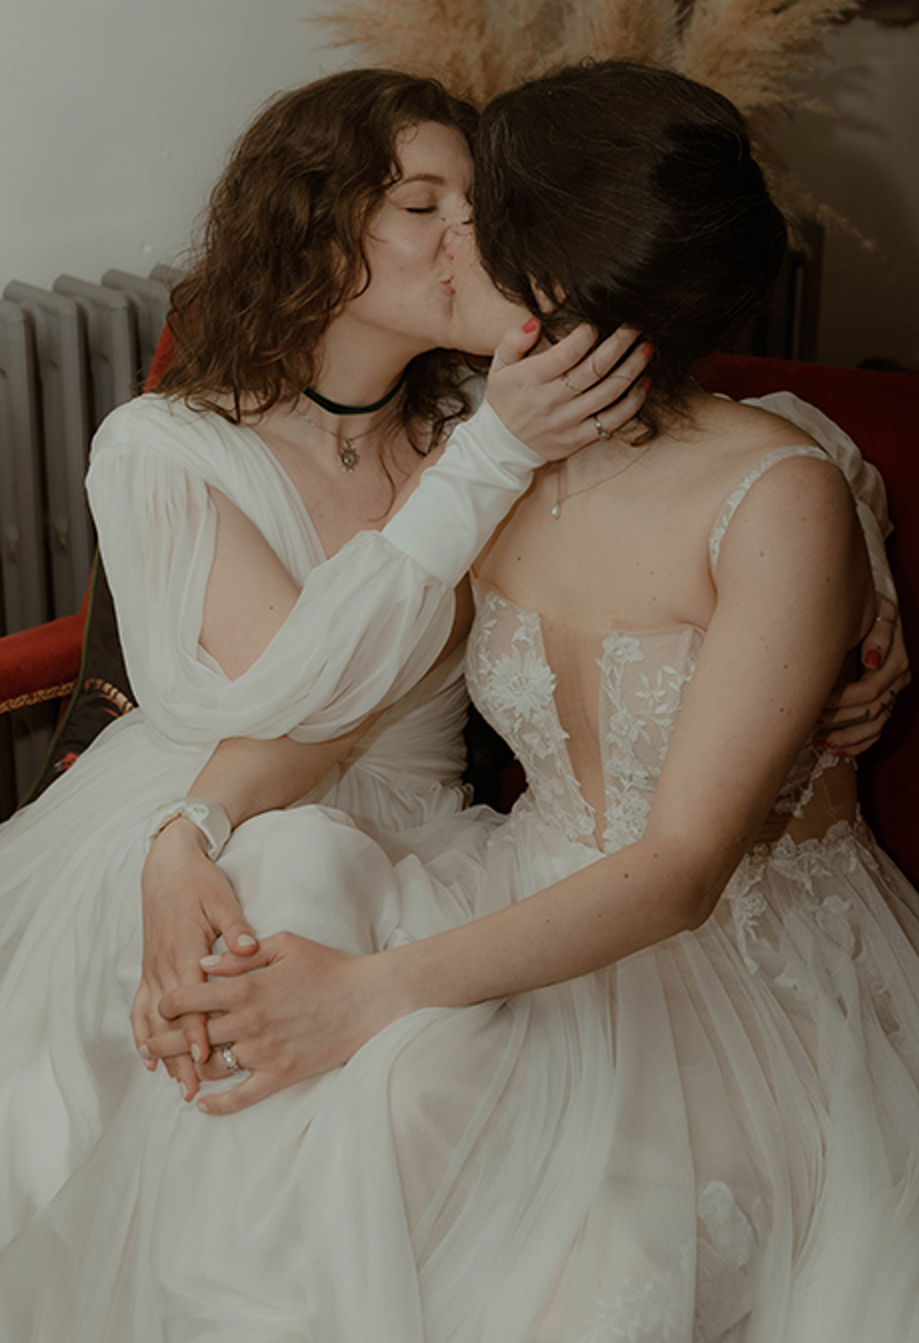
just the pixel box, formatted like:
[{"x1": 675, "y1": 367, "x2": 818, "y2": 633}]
[
  {"x1": 297, "y1": 408, "x2": 382, "y2": 472},
  {"x1": 551, "y1": 442, "x2": 653, "y2": 518},
  {"x1": 297, "y1": 376, "x2": 406, "y2": 472}
]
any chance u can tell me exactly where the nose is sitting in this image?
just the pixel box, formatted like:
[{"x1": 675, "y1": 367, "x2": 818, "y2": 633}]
[{"x1": 444, "y1": 216, "x2": 473, "y2": 260}]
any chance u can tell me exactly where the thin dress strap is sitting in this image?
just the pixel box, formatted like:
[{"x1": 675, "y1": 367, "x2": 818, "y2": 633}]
[{"x1": 708, "y1": 445, "x2": 827, "y2": 572}]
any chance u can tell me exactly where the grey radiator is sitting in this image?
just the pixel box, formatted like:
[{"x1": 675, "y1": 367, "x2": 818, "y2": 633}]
[{"x1": 0, "y1": 266, "x2": 172, "y2": 812}]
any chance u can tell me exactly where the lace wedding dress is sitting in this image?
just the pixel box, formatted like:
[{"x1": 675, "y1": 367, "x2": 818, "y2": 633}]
[{"x1": 1, "y1": 397, "x2": 917, "y2": 1342}]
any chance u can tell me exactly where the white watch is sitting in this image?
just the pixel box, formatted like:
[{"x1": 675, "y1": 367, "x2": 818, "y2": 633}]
[{"x1": 146, "y1": 797, "x2": 232, "y2": 861}]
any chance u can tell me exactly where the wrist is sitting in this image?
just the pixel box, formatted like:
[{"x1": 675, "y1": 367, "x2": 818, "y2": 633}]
[
  {"x1": 369, "y1": 945, "x2": 434, "y2": 1022},
  {"x1": 146, "y1": 797, "x2": 231, "y2": 861},
  {"x1": 148, "y1": 814, "x2": 210, "y2": 858},
  {"x1": 376, "y1": 937, "x2": 469, "y2": 1017}
]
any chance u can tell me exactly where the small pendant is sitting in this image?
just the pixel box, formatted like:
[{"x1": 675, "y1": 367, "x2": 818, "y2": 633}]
[
  {"x1": 337, "y1": 442, "x2": 360, "y2": 472},
  {"x1": 550, "y1": 502, "x2": 561, "y2": 519}
]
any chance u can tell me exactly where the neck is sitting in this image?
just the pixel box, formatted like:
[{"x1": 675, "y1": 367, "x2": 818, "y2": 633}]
[
  {"x1": 304, "y1": 378, "x2": 404, "y2": 417},
  {"x1": 314, "y1": 317, "x2": 425, "y2": 416}
]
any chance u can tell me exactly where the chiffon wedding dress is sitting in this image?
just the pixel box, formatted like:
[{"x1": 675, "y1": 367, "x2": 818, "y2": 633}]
[
  {"x1": 0, "y1": 390, "x2": 537, "y2": 1256},
  {"x1": 1, "y1": 391, "x2": 917, "y2": 1342}
]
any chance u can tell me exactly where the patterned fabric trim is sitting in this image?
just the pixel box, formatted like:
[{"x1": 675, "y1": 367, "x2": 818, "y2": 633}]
[{"x1": 0, "y1": 681, "x2": 76, "y2": 716}]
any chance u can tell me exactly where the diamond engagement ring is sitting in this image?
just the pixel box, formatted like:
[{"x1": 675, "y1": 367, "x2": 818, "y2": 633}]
[
  {"x1": 593, "y1": 416, "x2": 611, "y2": 440},
  {"x1": 220, "y1": 1045, "x2": 243, "y2": 1074}
]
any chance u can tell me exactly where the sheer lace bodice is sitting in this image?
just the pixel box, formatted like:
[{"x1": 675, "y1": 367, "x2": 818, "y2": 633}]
[{"x1": 467, "y1": 445, "x2": 840, "y2": 855}]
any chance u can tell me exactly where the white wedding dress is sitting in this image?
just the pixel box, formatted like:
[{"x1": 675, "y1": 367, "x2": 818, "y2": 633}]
[
  {"x1": 1, "y1": 392, "x2": 917, "y2": 1342},
  {"x1": 0, "y1": 390, "x2": 540, "y2": 1257}
]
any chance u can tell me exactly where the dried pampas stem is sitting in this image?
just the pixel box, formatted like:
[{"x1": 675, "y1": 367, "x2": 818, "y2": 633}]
[{"x1": 311, "y1": 0, "x2": 862, "y2": 229}]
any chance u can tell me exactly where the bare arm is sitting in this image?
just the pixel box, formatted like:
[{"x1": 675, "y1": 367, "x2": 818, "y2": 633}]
[
  {"x1": 157, "y1": 456, "x2": 874, "y2": 1113},
  {"x1": 135, "y1": 488, "x2": 473, "y2": 1099}
]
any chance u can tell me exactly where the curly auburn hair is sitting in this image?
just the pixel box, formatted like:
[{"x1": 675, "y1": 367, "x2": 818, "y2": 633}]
[
  {"x1": 474, "y1": 61, "x2": 789, "y2": 442},
  {"x1": 157, "y1": 68, "x2": 481, "y2": 450}
]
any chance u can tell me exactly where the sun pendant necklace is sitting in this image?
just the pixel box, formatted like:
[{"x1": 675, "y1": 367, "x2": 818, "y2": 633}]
[
  {"x1": 298, "y1": 411, "x2": 379, "y2": 472},
  {"x1": 550, "y1": 442, "x2": 653, "y2": 518},
  {"x1": 297, "y1": 376, "x2": 406, "y2": 473}
]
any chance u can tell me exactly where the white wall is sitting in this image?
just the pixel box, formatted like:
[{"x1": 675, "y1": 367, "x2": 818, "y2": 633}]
[
  {"x1": 771, "y1": 20, "x2": 919, "y2": 369},
  {"x1": 1, "y1": 5, "x2": 916, "y2": 369},
  {"x1": 0, "y1": 0, "x2": 345, "y2": 292}
]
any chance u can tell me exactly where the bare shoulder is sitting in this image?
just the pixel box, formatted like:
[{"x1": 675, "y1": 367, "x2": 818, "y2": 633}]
[
  {"x1": 689, "y1": 392, "x2": 861, "y2": 571},
  {"x1": 693, "y1": 390, "x2": 822, "y2": 455}
]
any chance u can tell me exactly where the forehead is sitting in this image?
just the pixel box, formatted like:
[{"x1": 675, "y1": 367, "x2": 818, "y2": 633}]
[{"x1": 392, "y1": 120, "x2": 473, "y2": 189}]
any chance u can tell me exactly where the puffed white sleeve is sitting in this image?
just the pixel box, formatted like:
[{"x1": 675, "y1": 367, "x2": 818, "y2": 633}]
[
  {"x1": 751, "y1": 391, "x2": 896, "y2": 607},
  {"x1": 86, "y1": 397, "x2": 541, "y2": 746}
]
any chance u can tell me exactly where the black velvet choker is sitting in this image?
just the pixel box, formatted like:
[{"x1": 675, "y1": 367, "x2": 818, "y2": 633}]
[{"x1": 303, "y1": 376, "x2": 405, "y2": 416}]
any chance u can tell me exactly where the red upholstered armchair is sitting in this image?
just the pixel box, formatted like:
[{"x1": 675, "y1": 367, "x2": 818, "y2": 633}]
[{"x1": 1, "y1": 352, "x2": 917, "y2": 882}]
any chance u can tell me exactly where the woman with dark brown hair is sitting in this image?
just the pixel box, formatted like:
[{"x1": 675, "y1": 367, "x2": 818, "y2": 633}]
[
  {"x1": 2, "y1": 61, "x2": 914, "y2": 1343},
  {"x1": 0, "y1": 65, "x2": 649, "y2": 1256}
]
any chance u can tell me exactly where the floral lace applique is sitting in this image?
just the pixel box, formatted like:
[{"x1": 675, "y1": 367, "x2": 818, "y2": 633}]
[
  {"x1": 599, "y1": 630, "x2": 698, "y2": 853},
  {"x1": 467, "y1": 585, "x2": 595, "y2": 845},
  {"x1": 573, "y1": 1243, "x2": 692, "y2": 1343},
  {"x1": 772, "y1": 742, "x2": 840, "y2": 817},
  {"x1": 725, "y1": 821, "x2": 864, "y2": 979},
  {"x1": 572, "y1": 1184, "x2": 762, "y2": 1343},
  {"x1": 695, "y1": 1182, "x2": 764, "y2": 1339}
]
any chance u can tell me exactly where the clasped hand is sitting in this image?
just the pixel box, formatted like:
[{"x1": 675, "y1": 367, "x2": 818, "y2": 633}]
[
  {"x1": 132, "y1": 817, "x2": 262, "y2": 1102},
  {"x1": 146, "y1": 932, "x2": 404, "y2": 1115}
]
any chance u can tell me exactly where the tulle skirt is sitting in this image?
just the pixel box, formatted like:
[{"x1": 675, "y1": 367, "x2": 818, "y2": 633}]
[{"x1": 2, "y1": 790, "x2": 918, "y2": 1342}]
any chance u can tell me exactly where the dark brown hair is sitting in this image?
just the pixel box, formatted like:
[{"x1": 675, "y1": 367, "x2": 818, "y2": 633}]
[
  {"x1": 158, "y1": 68, "x2": 480, "y2": 449},
  {"x1": 474, "y1": 61, "x2": 789, "y2": 439}
]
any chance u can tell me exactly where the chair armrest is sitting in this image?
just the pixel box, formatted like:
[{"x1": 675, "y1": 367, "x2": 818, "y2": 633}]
[{"x1": 0, "y1": 614, "x2": 86, "y2": 715}]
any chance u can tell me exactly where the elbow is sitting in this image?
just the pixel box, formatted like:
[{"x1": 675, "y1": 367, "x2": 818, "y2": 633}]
[
  {"x1": 669, "y1": 867, "x2": 730, "y2": 935},
  {"x1": 634, "y1": 831, "x2": 735, "y2": 938},
  {"x1": 680, "y1": 889, "x2": 721, "y2": 932}
]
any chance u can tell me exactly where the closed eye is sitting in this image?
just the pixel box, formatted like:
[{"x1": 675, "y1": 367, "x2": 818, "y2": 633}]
[{"x1": 406, "y1": 206, "x2": 437, "y2": 214}]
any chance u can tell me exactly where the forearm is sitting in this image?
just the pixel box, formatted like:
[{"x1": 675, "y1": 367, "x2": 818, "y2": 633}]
[
  {"x1": 384, "y1": 838, "x2": 719, "y2": 1014},
  {"x1": 188, "y1": 728, "x2": 372, "y2": 829}
]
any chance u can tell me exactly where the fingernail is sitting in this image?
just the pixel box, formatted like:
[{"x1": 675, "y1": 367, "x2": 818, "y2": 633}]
[
  {"x1": 145, "y1": 1058, "x2": 157, "y2": 1072},
  {"x1": 814, "y1": 739, "x2": 828, "y2": 751},
  {"x1": 642, "y1": 376, "x2": 651, "y2": 391},
  {"x1": 831, "y1": 749, "x2": 847, "y2": 758},
  {"x1": 197, "y1": 1101, "x2": 210, "y2": 1114},
  {"x1": 139, "y1": 1043, "x2": 151, "y2": 1060},
  {"x1": 522, "y1": 316, "x2": 539, "y2": 332},
  {"x1": 179, "y1": 1082, "x2": 189, "y2": 1101},
  {"x1": 191, "y1": 1043, "x2": 202, "y2": 1064},
  {"x1": 200, "y1": 954, "x2": 221, "y2": 967},
  {"x1": 865, "y1": 649, "x2": 882, "y2": 669},
  {"x1": 642, "y1": 343, "x2": 653, "y2": 359},
  {"x1": 237, "y1": 934, "x2": 257, "y2": 948}
]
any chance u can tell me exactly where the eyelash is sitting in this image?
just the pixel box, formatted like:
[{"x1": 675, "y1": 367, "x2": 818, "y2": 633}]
[{"x1": 406, "y1": 207, "x2": 437, "y2": 215}]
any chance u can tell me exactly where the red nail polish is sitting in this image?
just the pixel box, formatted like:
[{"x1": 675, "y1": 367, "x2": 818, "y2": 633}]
[
  {"x1": 643, "y1": 343, "x2": 653, "y2": 359},
  {"x1": 522, "y1": 316, "x2": 539, "y2": 333},
  {"x1": 642, "y1": 376, "x2": 651, "y2": 392},
  {"x1": 865, "y1": 649, "x2": 882, "y2": 670}
]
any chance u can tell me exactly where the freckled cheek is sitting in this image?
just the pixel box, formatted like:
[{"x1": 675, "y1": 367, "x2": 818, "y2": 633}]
[{"x1": 380, "y1": 232, "x2": 432, "y2": 266}]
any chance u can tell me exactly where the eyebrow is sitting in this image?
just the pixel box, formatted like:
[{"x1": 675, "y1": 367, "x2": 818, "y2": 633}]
[{"x1": 393, "y1": 173, "x2": 449, "y2": 187}]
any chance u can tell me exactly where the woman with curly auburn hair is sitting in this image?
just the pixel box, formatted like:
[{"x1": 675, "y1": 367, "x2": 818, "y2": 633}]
[{"x1": 0, "y1": 63, "x2": 649, "y2": 1257}]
